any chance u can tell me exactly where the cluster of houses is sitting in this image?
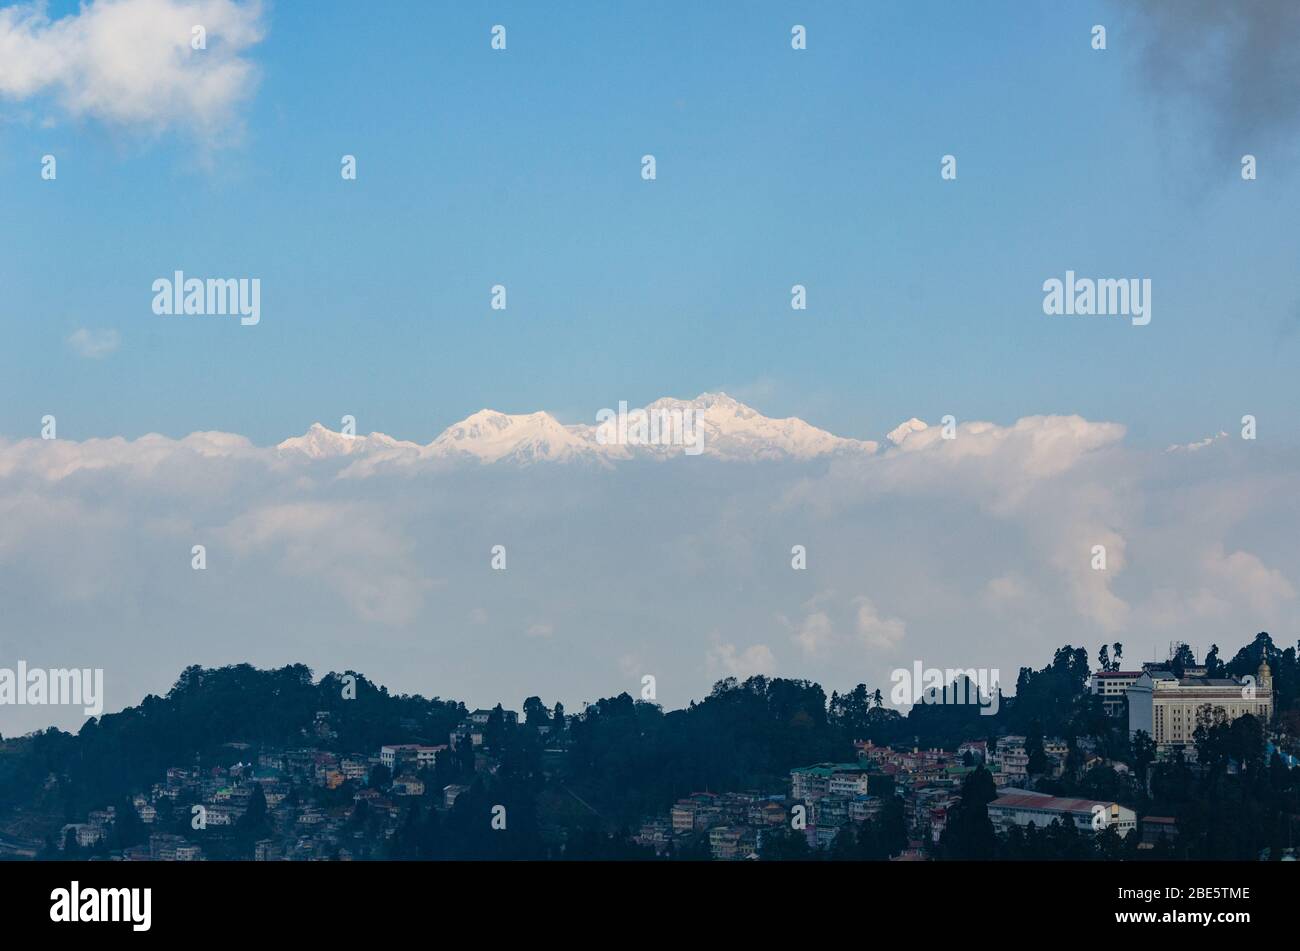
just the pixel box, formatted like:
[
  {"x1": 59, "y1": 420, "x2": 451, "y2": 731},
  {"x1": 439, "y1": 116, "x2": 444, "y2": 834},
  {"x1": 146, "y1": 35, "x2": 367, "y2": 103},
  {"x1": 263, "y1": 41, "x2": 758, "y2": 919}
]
[
  {"x1": 635, "y1": 791, "x2": 792, "y2": 859},
  {"x1": 55, "y1": 708, "x2": 514, "y2": 861},
  {"x1": 635, "y1": 735, "x2": 1153, "y2": 861},
  {"x1": 59, "y1": 724, "x2": 1153, "y2": 862}
]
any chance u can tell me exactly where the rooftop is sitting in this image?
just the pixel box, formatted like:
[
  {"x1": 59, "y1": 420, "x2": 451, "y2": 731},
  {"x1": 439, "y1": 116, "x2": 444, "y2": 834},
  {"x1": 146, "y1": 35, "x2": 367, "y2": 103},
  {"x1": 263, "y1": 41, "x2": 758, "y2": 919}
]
[{"x1": 992, "y1": 790, "x2": 1114, "y2": 816}]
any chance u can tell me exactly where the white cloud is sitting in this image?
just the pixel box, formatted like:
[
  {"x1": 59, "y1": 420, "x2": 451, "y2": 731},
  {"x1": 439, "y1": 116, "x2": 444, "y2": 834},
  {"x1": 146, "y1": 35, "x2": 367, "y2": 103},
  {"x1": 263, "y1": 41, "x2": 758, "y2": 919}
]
[
  {"x1": 706, "y1": 641, "x2": 776, "y2": 679},
  {"x1": 221, "y1": 501, "x2": 432, "y2": 625},
  {"x1": 789, "y1": 610, "x2": 834, "y2": 655},
  {"x1": 1131, "y1": 548, "x2": 1296, "y2": 635},
  {"x1": 1202, "y1": 546, "x2": 1297, "y2": 614},
  {"x1": 1166, "y1": 432, "x2": 1228, "y2": 453},
  {"x1": 1059, "y1": 528, "x2": 1130, "y2": 631},
  {"x1": 852, "y1": 596, "x2": 906, "y2": 650},
  {"x1": 985, "y1": 572, "x2": 1027, "y2": 603},
  {"x1": 66, "y1": 327, "x2": 120, "y2": 359},
  {"x1": 0, "y1": 0, "x2": 265, "y2": 136},
  {"x1": 525, "y1": 622, "x2": 554, "y2": 639}
]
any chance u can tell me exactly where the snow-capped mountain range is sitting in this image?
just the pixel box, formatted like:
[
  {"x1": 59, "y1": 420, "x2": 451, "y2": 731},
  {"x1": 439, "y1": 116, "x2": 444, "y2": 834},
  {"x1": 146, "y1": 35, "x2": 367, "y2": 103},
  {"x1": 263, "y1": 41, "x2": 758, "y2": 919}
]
[{"x1": 276, "y1": 393, "x2": 886, "y2": 467}]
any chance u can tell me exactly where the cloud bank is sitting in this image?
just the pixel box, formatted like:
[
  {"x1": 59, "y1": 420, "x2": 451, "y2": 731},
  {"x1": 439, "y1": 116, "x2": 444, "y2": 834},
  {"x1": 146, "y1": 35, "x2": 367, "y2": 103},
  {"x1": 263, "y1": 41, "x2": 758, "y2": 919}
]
[{"x1": 0, "y1": 405, "x2": 1296, "y2": 736}]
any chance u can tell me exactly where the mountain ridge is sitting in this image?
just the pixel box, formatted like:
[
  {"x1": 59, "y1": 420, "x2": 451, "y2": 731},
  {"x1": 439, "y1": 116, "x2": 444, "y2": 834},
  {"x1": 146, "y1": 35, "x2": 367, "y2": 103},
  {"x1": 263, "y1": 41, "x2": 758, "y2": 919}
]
[{"x1": 276, "y1": 392, "x2": 884, "y2": 466}]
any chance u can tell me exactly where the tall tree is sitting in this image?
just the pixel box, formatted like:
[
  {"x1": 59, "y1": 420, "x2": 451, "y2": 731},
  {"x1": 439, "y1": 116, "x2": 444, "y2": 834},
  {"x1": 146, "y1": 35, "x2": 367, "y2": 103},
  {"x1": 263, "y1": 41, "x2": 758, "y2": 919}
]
[
  {"x1": 939, "y1": 766, "x2": 998, "y2": 859},
  {"x1": 485, "y1": 704, "x2": 508, "y2": 750},
  {"x1": 234, "y1": 782, "x2": 271, "y2": 845},
  {"x1": 1025, "y1": 721, "x2": 1048, "y2": 777},
  {"x1": 522, "y1": 696, "x2": 549, "y2": 727}
]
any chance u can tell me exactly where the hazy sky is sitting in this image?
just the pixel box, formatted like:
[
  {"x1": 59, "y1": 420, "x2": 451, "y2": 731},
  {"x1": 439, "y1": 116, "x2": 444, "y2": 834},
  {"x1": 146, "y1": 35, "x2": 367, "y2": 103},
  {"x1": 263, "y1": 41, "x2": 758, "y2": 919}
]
[{"x1": 1, "y1": 1, "x2": 1298, "y2": 735}]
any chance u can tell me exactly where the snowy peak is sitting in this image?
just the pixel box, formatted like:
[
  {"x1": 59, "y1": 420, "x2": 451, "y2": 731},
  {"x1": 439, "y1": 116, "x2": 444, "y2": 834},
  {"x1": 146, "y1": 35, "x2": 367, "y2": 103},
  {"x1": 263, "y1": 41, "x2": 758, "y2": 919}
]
[
  {"x1": 655, "y1": 392, "x2": 876, "y2": 460},
  {"x1": 565, "y1": 392, "x2": 874, "y2": 461},
  {"x1": 277, "y1": 423, "x2": 418, "y2": 459},
  {"x1": 887, "y1": 417, "x2": 929, "y2": 446},
  {"x1": 277, "y1": 423, "x2": 360, "y2": 459},
  {"x1": 682, "y1": 391, "x2": 746, "y2": 413},
  {"x1": 426, "y1": 410, "x2": 600, "y2": 465}
]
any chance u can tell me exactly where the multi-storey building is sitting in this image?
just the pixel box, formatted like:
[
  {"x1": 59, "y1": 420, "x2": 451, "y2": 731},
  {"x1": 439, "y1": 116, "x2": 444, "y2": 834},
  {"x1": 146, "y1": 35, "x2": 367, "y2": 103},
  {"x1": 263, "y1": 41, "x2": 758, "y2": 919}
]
[
  {"x1": 987, "y1": 789, "x2": 1136, "y2": 837},
  {"x1": 391, "y1": 777, "x2": 425, "y2": 796},
  {"x1": 790, "y1": 765, "x2": 832, "y2": 801},
  {"x1": 340, "y1": 757, "x2": 370, "y2": 781},
  {"x1": 790, "y1": 763, "x2": 871, "y2": 802},
  {"x1": 1128, "y1": 659, "x2": 1273, "y2": 753},
  {"x1": 380, "y1": 744, "x2": 447, "y2": 772},
  {"x1": 670, "y1": 793, "x2": 722, "y2": 833},
  {"x1": 708, "y1": 826, "x2": 755, "y2": 861},
  {"x1": 1089, "y1": 671, "x2": 1144, "y2": 717},
  {"x1": 848, "y1": 794, "x2": 882, "y2": 823},
  {"x1": 828, "y1": 768, "x2": 871, "y2": 797},
  {"x1": 811, "y1": 795, "x2": 849, "y2": 830},
  {"x1": 61, "y1": 823, "x2": 103, "y2": 848},
  {"x1": 748, "y1": 799, "x2": 789, "y2": 827},
  {"x1": 991, "y1": 737, "x2": 1029, "y2": 782},
  {"x1": 635, "y1": 817, "x2": 673, "y2": 851}
]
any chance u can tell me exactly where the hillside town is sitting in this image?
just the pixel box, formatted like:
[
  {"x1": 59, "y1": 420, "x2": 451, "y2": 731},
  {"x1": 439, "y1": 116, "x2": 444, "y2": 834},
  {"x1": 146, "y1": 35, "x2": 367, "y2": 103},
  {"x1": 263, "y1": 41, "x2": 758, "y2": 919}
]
[
  {"x1": 4, "y1": 650, "x2": 1292, "y2": 862},
  {"x1": 13, "y1": 730, "x2": 1126, "y2": 862}
]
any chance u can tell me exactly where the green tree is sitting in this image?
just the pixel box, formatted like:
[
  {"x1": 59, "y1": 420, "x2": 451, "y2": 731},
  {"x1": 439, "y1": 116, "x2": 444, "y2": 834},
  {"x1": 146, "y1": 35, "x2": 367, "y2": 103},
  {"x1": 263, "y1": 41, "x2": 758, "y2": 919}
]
[
  {"x1": 485, "y1": 705, "x2": 507, "y2": 750},
  {"x1": 759, "y1": 827, "x2": 813, "y2": 861},
  {"x1": 1025, "y1": 721, "x2": 1048, "y2": 776},
  {"x1": 1132, "y1": 730, "x2": 1156, "y2": 788},
  {"x1": 110, "y1": 798, "x2": 145, "y2": 850},
  {"x1": 939, "y1": 766, "x2": 997, "y2": 859},
  {"x1": 234, "y1": 782, "x2": 272, "y2": 845},
  {"x1": 522, "y1": 696, "x2": 549, "y2": 727}
]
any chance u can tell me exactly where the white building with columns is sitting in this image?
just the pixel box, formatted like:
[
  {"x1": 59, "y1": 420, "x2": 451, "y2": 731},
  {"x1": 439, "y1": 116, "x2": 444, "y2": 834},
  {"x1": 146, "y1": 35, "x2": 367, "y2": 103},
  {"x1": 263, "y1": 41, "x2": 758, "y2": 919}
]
[{"x1": 1128, "y1": 659, "x2": 1273, "y2": 754}]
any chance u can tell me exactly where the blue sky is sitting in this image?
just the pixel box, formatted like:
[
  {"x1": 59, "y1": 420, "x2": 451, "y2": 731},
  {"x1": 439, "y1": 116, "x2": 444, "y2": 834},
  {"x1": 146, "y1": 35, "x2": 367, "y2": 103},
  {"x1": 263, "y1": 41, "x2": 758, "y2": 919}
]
[
  {"x1": 3, "y1": 1, "x2": 1300, "y2": 731},
  {"x1": 2, "y1": 0, "x2": 1297, "y2": 447}
]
